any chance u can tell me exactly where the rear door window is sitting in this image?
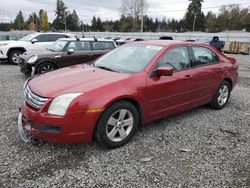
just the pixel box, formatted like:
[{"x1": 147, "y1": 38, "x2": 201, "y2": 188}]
[
  {"x1": 192, "y1": 46, "x2": 220, "y2": 66},
  {"x1": 79, "y1": 41, "x2": 91, "y2": 51},
  {"x1": 92, "y1": 41, "x2": 115, "y2": 50}
]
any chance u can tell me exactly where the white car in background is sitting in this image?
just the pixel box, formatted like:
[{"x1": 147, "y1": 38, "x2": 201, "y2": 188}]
[{"x1": 0, "y1": 32, "x2": 75, "y2": 64}]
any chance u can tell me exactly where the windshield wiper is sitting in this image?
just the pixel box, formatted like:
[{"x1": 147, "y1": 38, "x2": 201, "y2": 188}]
[{"x1": 96, "y1": 65, "x2": 119, "y2": 72}]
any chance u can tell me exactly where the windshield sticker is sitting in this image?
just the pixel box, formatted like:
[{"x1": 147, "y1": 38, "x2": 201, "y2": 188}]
[{"x1": 146, "y1": 45, "x2": 162, "y2": 51}]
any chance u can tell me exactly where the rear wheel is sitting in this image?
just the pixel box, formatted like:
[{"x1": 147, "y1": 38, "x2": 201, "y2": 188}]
[
  {"x1": 95, "y1": 101, "x2": 139, "y2": 148},
  {"x1": 9, "y1": 50, "x2": 23, "y2": 64},
  {"x1": 209, "y1": 80, "x2": 231, "y2": 109},
  {"x1": 36, "y1": 62, "x2": 56, "y2": 74}
]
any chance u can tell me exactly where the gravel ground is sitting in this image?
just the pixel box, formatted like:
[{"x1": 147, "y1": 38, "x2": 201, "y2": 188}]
[{"x1": 0, "y1": 54, "x2": 249, "y2": 188}]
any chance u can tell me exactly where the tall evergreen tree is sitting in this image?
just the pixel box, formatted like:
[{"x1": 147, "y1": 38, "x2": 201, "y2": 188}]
[
  {"x1": 66, "y1": 10, "x2": 79, "y2": 31},
  {"x1": 53, "y1": 0, "x2": 68, "y2": 30},
  {"x1": 96, "y1": 17, "x2": 103, "y2": 31},
  {"x1": 39, "y1": 9, "x2": 50, "y2": 31},
  {"x1": 91, "y1": 16, "x2": 97, "y2": 31},
  {"x1": 13, "y1": 11, "x2": 25, "y2": 30},
  {"x1": 184, "y1": 0, "x2": 205, "y2": 31}
]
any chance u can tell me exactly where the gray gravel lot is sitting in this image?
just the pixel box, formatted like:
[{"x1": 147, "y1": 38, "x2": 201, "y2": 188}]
[{"x1": 0, "y1": 54, "x2": 250, "y2": 188}]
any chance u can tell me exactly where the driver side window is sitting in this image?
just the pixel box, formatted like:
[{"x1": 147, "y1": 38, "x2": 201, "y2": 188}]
[{"x1": 158, "y1": 47, "x2": 190, "y2": 71}]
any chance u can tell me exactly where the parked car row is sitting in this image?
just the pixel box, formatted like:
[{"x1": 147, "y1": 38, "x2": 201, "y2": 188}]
[
  {"x1": 19, "y1": 38, "x2": 116, "y2": 75},
  {"x1": 0, "y1": 32, "x2": 74, "y2": 64},
  {"x1": 0, "y1": 34, "x2": 19, "y2": 41},
  {"x1": 104, "y1": 35, "x2": 225, "y2": 51}
]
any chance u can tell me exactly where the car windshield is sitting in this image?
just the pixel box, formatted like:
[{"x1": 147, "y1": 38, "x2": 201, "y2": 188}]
[
  {"x1": 95, "y1": 44, "x2": 162, "y2": 73},
  {"x1": 48, "y1": 40, "x2": 68, "y2": 52},
  {"x1": 19, "y1": 33, "x2": 39, "y2": 42}
]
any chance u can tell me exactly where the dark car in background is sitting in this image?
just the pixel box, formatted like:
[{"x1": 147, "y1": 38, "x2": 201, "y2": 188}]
[
  {"x1": 19, "y1": 38, "x2": 116, "y2": 75},
  {"x1": 0, "y1": 34, "x2": 19, "y2": 41},
  {"x1": 198, "y1": 36, "x2": 225, "y2": 51}
]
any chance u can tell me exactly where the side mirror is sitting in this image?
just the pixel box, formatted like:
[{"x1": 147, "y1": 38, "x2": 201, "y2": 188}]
[
  {"x1": 156, "y1": 67, "x2": 173, "y2": 77},
  {"x1": 67, "y1": 48, "x2": 75, "y2": 54},
  {"x1": 31, "y1": 38, "x2": 38, "y2": 44}
]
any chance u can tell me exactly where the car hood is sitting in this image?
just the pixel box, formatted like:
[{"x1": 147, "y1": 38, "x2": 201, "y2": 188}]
[
  {"x1": 28, "y1": 65, "x2": 131, "y2": 98},
  {"x1": 0, "y1": 40, "x2": 15, "y2": 45},
  {"x1": 0, "y1": 40, "x2": 28, "y2": 46}
]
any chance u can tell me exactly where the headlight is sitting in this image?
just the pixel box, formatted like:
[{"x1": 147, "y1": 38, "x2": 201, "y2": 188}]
[
  {"x1": 27, "y1": 55, "x2": 38, "y2": 64},
  {"x1": 48, "y1": 93, "x2": 82, "y2": 116}
]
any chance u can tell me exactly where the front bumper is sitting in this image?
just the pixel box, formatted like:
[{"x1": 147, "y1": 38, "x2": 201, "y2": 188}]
[
  {"x1": 0, "y1": 49, "x2": 8, "y2": 59},
  {"x1": 19, "y1": 61, "x2": 33, "y2": 75},
  {"x1": 19, "y1": 101, "x2": 101, "y2": 144}
]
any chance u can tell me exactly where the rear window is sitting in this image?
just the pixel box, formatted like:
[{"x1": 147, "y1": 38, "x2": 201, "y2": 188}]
[
  {"x1": 92, "y1": 41, "x2": 115, "y2": 50},
  {"x1": 192, "y1": 46, "x2": 219, "y2": 66}
]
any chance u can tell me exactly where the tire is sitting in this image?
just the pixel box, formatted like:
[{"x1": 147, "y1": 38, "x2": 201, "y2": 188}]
[
  {"x1": 8, "y1": 50, "x2": 23, "y2": 64},
  {"x1": 209, "y1": 80, "x2": 231, "y2": 110},
  {"x1": 94, "y1": 101, "x2": 139, "y2": 148},
  {"x1": 36, "y1": 62, "x2": 56, "y2": 74}
]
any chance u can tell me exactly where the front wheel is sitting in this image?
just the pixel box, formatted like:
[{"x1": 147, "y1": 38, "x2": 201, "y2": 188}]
[
  {"x1": 9, "y1": 50, "x2": 23, "y2": 64},
  {"x1": 209, "y1": 80, "x2": 231, "y2": 109},
  {"x1": 36, "y1": 62, "x2": 56, "y2": 74},
  {"x1": 94, "y1": 101, "x2": 139, "y2": 148}
]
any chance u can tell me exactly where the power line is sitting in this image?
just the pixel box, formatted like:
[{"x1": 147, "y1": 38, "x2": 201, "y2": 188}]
[{"x1": 148, "y1": 3, "x2": 250, "y2": 13}]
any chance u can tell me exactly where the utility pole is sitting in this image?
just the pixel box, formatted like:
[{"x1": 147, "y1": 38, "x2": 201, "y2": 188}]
[
  {"x1": 140, "y1": 0, "x2": 144, "y2": 33},
  {"x1": 64, "y1": 13, "x2": 67, "y2": 32},
  {"x1": 141, "y1": 6, "x2": 144, "y2": 33},
  {"x1": 192, "y1": 13, "x2": 196, "y2": 31}
]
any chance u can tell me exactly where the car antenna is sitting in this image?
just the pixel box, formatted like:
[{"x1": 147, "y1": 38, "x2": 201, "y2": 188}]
[{"x1": 93, "y1": 36, "x2": 97, "y2": 42}]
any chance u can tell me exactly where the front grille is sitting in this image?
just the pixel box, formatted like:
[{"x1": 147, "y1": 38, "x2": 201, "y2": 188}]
[{"x1": 24, "y1": 86, "x2": 48, "y2": 110}]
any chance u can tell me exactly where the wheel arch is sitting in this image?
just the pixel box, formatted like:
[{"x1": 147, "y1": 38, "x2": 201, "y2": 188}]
[
  {"x1": 35, "y1": 59, "x2": 58, "y2": 74},
  {"x1": 223, "y1": 78, "x2": 233, "y2": 91},
  {"x1": 103, "y1": 97, "x2": 144, "y2": 126},
  {"x1": 7, "y1": 47, "x2": 26, "y2": 56}
]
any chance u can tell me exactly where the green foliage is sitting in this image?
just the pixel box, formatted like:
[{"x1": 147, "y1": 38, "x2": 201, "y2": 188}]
[
  {"x1": 205, "y1": 5, "x2": 250, "y2": 32},
  {"x1": 66, "y1": 10, "x2": 80, "y2": 31},
  {"x1": 13, "y1": 11, "x2": 25, "y2": 30},
  {"x1": 1, "y1": 2, "x2": 250, "y2": 32},
  {"x1": 183, "y1": 0, "x2": 205, "y2": 31},
  {"x1": 39, "y1": 9, "x2": 50, "y2": 31},
  {"x1": 53, "y1": 0, "x2": 68, "y2": 30}
]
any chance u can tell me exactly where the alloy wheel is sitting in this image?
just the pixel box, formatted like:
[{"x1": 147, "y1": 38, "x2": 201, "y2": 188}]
[
  {"x1": 217, "y1": 84, "x2": 229, "y2": 106},
  {"x1": 12, "y1": 53, "x2": 22, "y2": 64},
  {"x1": 106, "y1": 109, "x2": 134, "y2": 142},
  {"x1": 40, "y1": 64, "x2": 55, "y2": 74}
]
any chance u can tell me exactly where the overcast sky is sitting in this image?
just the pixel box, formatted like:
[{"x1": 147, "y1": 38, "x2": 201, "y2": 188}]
[{"x1": 0, "y1": 0, "x2": 250, "y2": 24}]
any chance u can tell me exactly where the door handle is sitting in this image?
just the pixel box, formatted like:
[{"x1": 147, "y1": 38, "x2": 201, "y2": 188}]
[
  {"x1": 183, "y1": 75, "x2": 192, "y2": 80},
  {"x1": 88, "y1": 53, "x2": 94, "y2": 56},
  {"x1": 217, "y1": 68, "x2": 222, "y2": 72}
]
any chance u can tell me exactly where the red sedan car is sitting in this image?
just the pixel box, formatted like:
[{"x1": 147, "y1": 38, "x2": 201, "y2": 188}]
[{"x1": 18, "y1": 40, "x2": 238, "y2": 148}]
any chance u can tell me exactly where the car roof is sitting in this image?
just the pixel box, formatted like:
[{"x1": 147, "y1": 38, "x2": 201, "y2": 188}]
[
  {"x1": 58, "y1": 38, "x2": 115, "y2": 42},
  {"x1": 29, "y1": 32, "x2": 74, "y2": 36},
  {"x1": 134, "y1": 40, "x2": 212, "y2": 48}
]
